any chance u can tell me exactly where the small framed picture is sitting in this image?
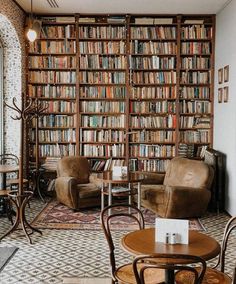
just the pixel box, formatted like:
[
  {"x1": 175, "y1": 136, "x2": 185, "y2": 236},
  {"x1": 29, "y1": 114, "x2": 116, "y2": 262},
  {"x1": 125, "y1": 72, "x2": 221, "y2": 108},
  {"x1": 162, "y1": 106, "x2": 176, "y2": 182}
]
[
  {"x1": 218, "y1": 68, "x2": 223, "y2": 84},
  {"x1": 218, "y1": 88, "x2": 223, "y2": 103},
  {"x1": 223, "y1": 86, "x2": 229, "y2": 103},
  {"x1": 224, "y1": 65, "x2": 229, "y2": 82}
]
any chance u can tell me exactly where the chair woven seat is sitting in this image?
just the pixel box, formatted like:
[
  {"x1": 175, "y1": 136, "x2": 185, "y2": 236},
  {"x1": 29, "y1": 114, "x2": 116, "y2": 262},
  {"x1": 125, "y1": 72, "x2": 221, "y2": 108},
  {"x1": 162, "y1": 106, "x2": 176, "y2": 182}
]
[
  {"x1": 115, "y1": 262, "x2": 165, "y2": 284},
  {"x1": 175, "y1": 267, "x2": 232, "y2": 284}
]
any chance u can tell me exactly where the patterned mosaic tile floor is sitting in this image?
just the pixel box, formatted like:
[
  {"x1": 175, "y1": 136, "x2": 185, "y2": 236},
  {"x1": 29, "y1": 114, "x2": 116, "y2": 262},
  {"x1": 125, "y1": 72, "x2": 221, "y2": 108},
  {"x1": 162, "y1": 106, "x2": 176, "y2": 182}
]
[{"x1": 0, "y1": 198, "x2": 235, "y2": 284}]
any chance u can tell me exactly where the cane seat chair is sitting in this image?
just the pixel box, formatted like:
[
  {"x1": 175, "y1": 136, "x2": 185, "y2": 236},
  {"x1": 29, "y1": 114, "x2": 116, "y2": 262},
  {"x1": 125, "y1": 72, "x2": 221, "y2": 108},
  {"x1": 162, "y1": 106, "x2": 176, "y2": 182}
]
[
  {"x1": 0, "y1": 154, "x2": 28, "y2": 190},
  {"x1": 133, "y1": 254, "x2": 206, "y2": 284},
  {"x1": 175, "y1": 216, "x2": 236, "y2": 284},
  {"x1": 100, "y1": 204, "x2": 165, "y2": 284}
]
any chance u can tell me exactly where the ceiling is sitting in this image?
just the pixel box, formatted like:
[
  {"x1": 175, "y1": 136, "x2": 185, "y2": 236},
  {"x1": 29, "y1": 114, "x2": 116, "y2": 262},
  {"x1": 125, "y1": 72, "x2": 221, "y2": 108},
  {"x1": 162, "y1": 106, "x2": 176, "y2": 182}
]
[{"x1": 15, "y1": 0, "x2": 231, "y2": 15}]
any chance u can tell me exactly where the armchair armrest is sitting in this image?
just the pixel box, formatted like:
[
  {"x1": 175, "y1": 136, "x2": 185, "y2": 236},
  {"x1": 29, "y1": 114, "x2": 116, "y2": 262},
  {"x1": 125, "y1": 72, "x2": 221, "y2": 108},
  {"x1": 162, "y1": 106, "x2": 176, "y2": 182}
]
[
  {"x1": 135, "y1": 171, "x2": 165, "y2": 185},
  {"x1": 55, "y1": 176, "x2": 80, "y2": 209},
  {"x1": 163, "y1": 185, "x2": 211, "y2": 218}
]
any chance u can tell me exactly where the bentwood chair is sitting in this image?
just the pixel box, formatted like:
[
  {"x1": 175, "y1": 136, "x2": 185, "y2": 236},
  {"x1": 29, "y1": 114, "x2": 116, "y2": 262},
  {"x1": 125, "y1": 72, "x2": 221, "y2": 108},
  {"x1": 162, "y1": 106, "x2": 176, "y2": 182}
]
[
  {"x1": 0, "y1": 153, "x2": 28, "y2": 190},
  {"x1": 101, "y1": 204, "x2": 165, "y2": 284},
  {"x1": 176, "y1": 216, "x2": 236, "y2": 284},
  {"x1": 133, "y1": 254, "x2": 206, "y2": 284}
]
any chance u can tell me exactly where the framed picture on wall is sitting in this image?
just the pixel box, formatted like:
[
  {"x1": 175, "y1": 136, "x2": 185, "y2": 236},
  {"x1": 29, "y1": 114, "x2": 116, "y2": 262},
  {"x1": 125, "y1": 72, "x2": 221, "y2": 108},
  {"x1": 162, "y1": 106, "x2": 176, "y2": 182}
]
[
  {"x1": 223, "y1": 86, "x2": 229, "y2": 102},
  {"x1": 218, "y1": 88, "x2": 223, "y2": 103},
  {"x1": 218, "y1": 68, "x2": 223, "y2": 84},
  {"x1": 224, "y1": 65, "x2": 229, "y2": 82}
]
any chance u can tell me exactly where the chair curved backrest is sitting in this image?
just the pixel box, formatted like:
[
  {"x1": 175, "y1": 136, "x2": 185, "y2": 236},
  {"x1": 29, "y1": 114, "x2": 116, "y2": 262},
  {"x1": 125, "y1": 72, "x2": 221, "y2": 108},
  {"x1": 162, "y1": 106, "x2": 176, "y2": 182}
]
[
  {"x1": 0, "y1": 154, "x2": 19, "y2": 165},
  {"x1": 133, "y1": 254, "x2": 206, "y2": 284},
  {"x1": 217, "y1": 216, "x2": 236, "y2": 273},
  {"x1": 100, "y1": 204, "x2": 145, "y2": 279}
]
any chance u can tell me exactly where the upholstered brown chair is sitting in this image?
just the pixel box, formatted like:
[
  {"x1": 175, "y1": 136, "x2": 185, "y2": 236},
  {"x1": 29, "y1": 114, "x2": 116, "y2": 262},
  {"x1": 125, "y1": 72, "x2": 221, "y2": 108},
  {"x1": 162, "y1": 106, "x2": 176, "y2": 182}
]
[
  {"x1": 140, "y1": 157, "x2": 214, "y2": 218},
  {"x1": 55, "y1": 156, "x2": 101, "y2": 210}
]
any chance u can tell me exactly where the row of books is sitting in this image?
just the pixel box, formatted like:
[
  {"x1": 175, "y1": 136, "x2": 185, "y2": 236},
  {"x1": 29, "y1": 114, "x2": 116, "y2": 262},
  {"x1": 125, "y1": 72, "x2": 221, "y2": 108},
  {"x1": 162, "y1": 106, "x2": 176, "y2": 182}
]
[
  {"x1": 29, "y1": 71, "x2": 76, "y2": 84},
  {"x1": 131, "y1": 41, "x2": 176, "y2": 55},
  {"x1": 180, "y1": 101, "x2": 211, "y2": 114},
  {"x1": 29, "y1": 55, "x2": 76, "y2": 69},
  {"x1": 80, "y1": 101, "x2": 125, "y2": 113},
  {"x1": 36, "y1": 115, "x2": 75, "y2": 128},
  {"x1": 130, "y1": 101, "x2": 176, "y2": 113},
  {"x1": 29, "y1": 41, "x2": 76, "y2": 54},
  {"x1": 45, "y1": 101, "x2": 76, "y2": 113},
  {"x1": 134, "y1": 18, "x2": 173, "y2": 25},
  {"x1": 132, "y1": 71, "x2": 176, "y2": 84},
  {"x1": 181, "y1": 71, "x2": 210, "y2": 84},
  {"x1": 179, "y1": 87, "x2": 210, "y2": 99},
  {"x1": 179, "y1": 116, "x2": 211, "y2": 128},
  {"x1": 78, "y1": 17, "x2": 125, "y2": 24},
  {"x1": 129, "y1": 158, "x2": 170, "y2": 172},
  {"x1": 181, "y1": 42, "x2": 211, "y2": 55},
  {"x1": 180, "y1": 130, "x2": 210, "y2": 143},
  {"x1": 28, "y1": 85, "x2": 76, "y2": 99},
  {"x1": 130, "y1": 56, "x2": 175, "y2": 69},
  {"x1": 81, "y1": 115, "x2": 125, "y2": 128},
  {"x1": 80, "y1": 55, "x2": 126, "y2": 69},
  {"x1": 41, "y1": 25, "x2": 76, "y2": 38},
  {"x1": 81, "y1": 144, "x2": 125, "y2": 157},
  {"x1": 31, "y1": 129, "x2": 76, "y2": 142},
  {"x1": 40, "y1": 157, "x2": 61, "y2": 171},
  {"x1": 130, "y1": 130, "x2": 176, "y2": 143},
  {"x1": 181, "y1": 57, "x2": 210, "y2": 69},
  {"x1": 81, "y1": 130, "x2": 125, "y2": 143},
  {"x1": 78, "y1": 26, "x2": 126, "y2": 39},
  {"x1": 80, "y1": 86, "x2": 126, "y2": 99},
  {"x1": 79, "y1": 71, "x2": 126, "y2": 84},
  {"x1": 178, "y1": 143, "x2": 195, "y2": 158},
  {"x1": 181, "y1": 26, "x2": 212, "y2": 40},
  {"x1": 130, "y1": 86, "x2": 176, "y2": 99},
  {"x1": 130, "y1": 114, "x2": 176, "y2": 129},
  {"x1": 130, "y1": 144, "x2": 175, "y2": 158},
  {"x1": 32, "y1": 144, "x2": 76, "y2": 157},
  {"x1": 130, "y1": 27, "x2": 177, "y2": 40},
  {"x1": 79, "y1": 41, "x2": 126, "y2": 54}
]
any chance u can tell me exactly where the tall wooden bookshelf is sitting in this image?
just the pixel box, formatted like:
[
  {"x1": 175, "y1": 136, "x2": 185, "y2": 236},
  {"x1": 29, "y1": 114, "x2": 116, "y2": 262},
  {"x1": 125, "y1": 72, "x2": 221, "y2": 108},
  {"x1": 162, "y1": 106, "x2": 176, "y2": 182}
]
[{"x1": 26, "y1": 14, "x2": 215, "y2": 173}]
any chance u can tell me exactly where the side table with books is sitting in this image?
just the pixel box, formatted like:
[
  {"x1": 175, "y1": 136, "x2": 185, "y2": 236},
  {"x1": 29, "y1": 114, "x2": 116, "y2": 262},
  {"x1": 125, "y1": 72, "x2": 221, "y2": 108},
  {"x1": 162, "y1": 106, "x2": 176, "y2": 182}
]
[{"x1": 30, "y1": 157, "x2": 59, "y2": 201}]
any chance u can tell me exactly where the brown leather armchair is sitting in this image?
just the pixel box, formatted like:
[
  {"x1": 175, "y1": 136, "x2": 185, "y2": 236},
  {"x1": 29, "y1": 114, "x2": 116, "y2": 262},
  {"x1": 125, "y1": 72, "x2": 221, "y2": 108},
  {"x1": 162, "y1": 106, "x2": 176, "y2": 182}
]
[
  {"x1": 140, "y1": 157, "x2": 214, "y2": 218},
  {"x1": 55, "y1": 156, "x2": 101, "y2": 210}
]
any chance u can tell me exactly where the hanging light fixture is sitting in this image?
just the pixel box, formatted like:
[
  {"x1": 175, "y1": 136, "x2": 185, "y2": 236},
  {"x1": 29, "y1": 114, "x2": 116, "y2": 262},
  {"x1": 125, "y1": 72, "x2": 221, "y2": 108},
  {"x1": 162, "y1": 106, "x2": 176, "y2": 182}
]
[{"x1": 26, "y1": 0, "x2": 37, "y2": 42}]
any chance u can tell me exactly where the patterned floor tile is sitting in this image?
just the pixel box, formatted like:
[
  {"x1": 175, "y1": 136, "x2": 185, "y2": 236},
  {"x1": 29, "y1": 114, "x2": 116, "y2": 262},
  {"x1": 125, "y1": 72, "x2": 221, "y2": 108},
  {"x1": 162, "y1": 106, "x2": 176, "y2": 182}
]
[{"x1": 0, "y1": 198, "x2": 235, "y2": 283}]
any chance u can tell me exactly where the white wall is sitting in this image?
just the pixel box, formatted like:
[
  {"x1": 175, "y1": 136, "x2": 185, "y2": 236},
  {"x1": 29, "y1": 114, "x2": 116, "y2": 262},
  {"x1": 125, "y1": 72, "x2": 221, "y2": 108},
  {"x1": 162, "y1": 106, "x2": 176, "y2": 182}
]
[{"x1": 215, "y1": 0, "x2": 236, "y2": 215}]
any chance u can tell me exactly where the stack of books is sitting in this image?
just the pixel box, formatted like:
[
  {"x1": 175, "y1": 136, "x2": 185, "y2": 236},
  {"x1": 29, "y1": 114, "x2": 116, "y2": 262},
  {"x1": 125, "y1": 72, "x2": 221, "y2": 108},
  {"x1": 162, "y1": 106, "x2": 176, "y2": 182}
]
[{"x1": 41, "y1": 157, "x2": 61, "y2": 171}]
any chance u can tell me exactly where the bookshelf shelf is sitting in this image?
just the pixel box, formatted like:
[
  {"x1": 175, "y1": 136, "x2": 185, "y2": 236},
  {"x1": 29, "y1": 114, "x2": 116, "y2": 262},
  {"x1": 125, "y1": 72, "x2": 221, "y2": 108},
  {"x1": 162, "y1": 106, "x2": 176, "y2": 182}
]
[{"x1": 26, "y1": 14, "x2": 215, "y2": 173}]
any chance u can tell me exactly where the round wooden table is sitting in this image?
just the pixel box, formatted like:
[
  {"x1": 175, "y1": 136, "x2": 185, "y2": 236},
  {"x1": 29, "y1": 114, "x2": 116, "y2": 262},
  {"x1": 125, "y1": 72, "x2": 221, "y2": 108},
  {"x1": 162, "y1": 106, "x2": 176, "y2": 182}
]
[
  {"x1": 121, "y1": 228, "x2": 220, "y2": 283},
  {"x1": 97, "y1": 172, "x2": 144, "y2": 210}
]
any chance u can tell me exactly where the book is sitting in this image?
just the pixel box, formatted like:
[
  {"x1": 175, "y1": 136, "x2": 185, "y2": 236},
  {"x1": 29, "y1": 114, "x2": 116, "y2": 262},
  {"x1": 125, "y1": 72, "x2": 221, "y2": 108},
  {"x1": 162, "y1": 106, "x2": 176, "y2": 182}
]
[
  {"x1": 184, "y1": 19, "x2": 204, "y2": 24},
  {"x1": 154, "y1": 18, "x2": 173, "y2": 24},
  {"x1": 79, "y1": 17, "x2": 96, "y2": 23},
  {"x1": 56, "y1": 17, "x2": 75, "y2": 23},
  {"x1": 135, "y1": 18, "x2": 154, "y2": 25}
]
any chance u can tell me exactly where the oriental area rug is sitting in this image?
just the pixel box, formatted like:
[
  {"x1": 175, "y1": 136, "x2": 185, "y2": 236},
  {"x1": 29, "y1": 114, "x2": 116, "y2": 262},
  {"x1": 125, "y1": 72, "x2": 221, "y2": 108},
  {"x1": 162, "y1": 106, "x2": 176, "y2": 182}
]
[{"x1": 32, "y1": 200, "x2": 205, "y2": 231}]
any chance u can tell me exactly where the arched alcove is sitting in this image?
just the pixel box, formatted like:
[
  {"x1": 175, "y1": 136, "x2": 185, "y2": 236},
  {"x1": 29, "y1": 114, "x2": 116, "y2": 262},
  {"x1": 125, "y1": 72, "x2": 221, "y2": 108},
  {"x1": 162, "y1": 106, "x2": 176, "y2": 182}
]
[{"x1": 0, "y1": 13, "x2": 21, "y2": 156}]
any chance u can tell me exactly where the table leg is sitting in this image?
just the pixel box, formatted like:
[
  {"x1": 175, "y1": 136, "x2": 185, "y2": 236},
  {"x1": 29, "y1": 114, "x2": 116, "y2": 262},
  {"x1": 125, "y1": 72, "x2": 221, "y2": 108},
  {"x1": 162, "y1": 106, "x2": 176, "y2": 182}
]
[
  {"x1": 165, "y1": 269, "x2": 175, "y2": 284},
  {"x1": 128, "y1": 183, "x2": 131, "y2": 214},
  {"x1": 137, "y1": 182, "x2": 141, "y2": 210},
  {"x1": 101, "y1": 182, "x2": 104, "y2": 211},
  {"x1": 108, "y1": 183, "x2": 112, "y2": 215}
]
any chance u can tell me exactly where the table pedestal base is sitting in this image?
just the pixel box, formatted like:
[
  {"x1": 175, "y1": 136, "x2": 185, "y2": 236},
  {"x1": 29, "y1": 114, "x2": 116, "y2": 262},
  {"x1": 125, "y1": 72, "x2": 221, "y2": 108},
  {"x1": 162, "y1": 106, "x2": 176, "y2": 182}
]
[{"x1": 0, "y1": 190, "x2": 42, "y2": 244}]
